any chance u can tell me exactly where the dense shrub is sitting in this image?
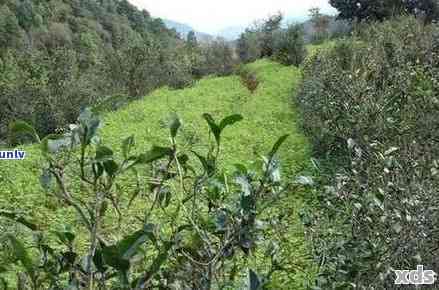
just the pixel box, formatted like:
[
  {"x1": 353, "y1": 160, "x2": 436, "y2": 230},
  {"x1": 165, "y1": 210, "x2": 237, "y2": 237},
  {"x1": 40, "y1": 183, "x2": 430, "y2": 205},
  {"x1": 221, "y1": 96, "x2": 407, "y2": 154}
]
[
  {"x1": 2, "y1": 109, "x2": 298, "y2": 289},
  {"x1": 237, "y1": 15, "x2": 306, "y2": 67},
  {"x1": 297, "y1": 17, "x2": 439, "y2": 289},
  {"x1": 273, "y1": 24, "x2": 306, "y2": 66},
  {"x1": 330, "y1": 0, "x2": 439, "y2": 23},
  {"x1": 0, "y1": 0, "x2": 238, "y2": 141},
  {"x1": 238, "y1": 66, "x2": 260, "y2": 93},
  {"x1": 197, "y1": 39, "x2": 236, "y2": 77},
  {"x1": 237, "y1": 29, "x2": 262, "y2": 63}
]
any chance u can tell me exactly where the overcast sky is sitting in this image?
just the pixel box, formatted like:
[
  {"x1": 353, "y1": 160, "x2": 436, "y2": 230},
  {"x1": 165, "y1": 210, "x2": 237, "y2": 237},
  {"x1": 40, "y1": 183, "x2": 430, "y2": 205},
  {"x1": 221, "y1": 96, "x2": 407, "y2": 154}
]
[{"x1": 128, "y1": 0, "x2": 337, "y2": 34}]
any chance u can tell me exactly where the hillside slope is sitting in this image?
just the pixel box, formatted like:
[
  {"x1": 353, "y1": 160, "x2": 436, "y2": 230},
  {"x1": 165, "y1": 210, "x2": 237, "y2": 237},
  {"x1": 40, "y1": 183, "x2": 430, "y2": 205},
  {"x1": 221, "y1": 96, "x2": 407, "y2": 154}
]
[{"x1": 0, "y1": 60, "x2": 314, "y2": 288}]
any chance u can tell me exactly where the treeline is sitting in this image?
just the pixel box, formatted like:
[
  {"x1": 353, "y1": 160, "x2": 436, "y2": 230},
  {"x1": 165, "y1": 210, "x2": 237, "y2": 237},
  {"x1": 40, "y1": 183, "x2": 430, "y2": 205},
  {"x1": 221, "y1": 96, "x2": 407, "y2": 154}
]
[
  {"x1": 236, "y1": 10, "x2": 351, "y2": 66},
  {"x1": 237, "y1": 13, "x2": 306, "y2": 66},
  {"x1": 297, "y1": 2, "x2": 439, "y2": 289},
  {"x1": 0, "y1": 0, "x2": 235, "y2": 139}
]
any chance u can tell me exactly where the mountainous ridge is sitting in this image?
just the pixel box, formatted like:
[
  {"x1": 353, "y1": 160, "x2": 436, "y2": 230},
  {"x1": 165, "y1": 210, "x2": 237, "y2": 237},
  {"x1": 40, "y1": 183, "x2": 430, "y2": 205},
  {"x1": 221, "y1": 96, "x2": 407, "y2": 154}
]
[{"x1": 163, "y1": 19, "x2": 214, "y2": 42}]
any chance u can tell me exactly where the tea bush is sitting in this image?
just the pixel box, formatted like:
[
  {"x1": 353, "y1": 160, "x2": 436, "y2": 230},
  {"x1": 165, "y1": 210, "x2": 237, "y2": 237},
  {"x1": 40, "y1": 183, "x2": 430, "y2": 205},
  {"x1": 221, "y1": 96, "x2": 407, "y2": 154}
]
[
  {"x1": 273, "y1": 24, "x2": 306, "y2": 66},
  {"x1": 297, "y1": 17, "x2": 439, "y2": 289},
  {"x1": 237, "y1": 14, "x2": 306, "y2": 67},
  {"x1": 1, "y1": 109, "x2": 298, "y2": 289},
  {"x1": 0, "y1": 60, "x2": 316, "y2": 289},
  {"x1": 238, "y1": 66, "x2": 259, "y2": 94}
]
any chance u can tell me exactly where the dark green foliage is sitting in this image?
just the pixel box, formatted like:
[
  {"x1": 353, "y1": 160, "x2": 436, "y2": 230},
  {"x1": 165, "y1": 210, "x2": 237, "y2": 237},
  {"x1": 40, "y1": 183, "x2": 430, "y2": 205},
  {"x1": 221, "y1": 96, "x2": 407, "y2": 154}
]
[
  {"x1": 197, "y1": 39, "x2": 236, "y2": 77},
  {"x1": 186, "y1": 30, "x2": 198, "y2": 49},
  {"x1": 297, "y1": 17, "x2": 439, "y2": 289},
  {"x1": 273, "y1": 24, "x2": 306, "y2": 66},
  {"x1": 237, "y1": 14, "x2": 306, "y2": 67},
  {"x1": 260, "y1": 13, "x2": 283, "y2": 58},
  {"x1": 2, "y1": 110, "x2": 295, "y2": 289},
  {"x1": 308, "y1": 7, "x2": 331, "y2": 43},
  {"x1": 330, "y1": 0, "x2": 439, "y2": 23},
  {"x1": 0, "y1": 0, "x2": 237, "y2": 141},
  {"x1": 0, "y1": 5, "x2": 22, "y2": 48},
  {"x1": 237, "y1": 29, "x2": 262, "y2": 63},
  {"x1": 0, "y1": 0, "x2": 178, "y2": 139},
  {"x1": 237, "y1": 14, "x2": 281, "y2": 63}
]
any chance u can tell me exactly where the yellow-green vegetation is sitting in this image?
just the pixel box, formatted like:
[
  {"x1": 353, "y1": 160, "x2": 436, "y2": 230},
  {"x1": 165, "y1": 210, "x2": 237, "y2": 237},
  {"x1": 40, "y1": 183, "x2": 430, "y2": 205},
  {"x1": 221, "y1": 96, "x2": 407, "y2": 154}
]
[
  {"x1": 0, "y1": 60, "x2": 315, "y2": 288},
  {"x1": 305, "y1": 41, "x2": 336, "y2": 58}
]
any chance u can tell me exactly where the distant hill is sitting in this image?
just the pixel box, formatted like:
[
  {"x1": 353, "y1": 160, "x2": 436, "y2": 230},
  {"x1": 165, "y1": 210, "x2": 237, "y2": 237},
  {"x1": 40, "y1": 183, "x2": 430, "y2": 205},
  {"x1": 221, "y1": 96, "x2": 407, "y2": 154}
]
[
  {"x1": 215, "y1": 16, "x2": 312, "y2": 41},
  {"x1": 163, "y1": 19, "x2": 214, "y2": 42},
  {"x1": 216, "y1": 26, "x2": 246, "y2": 41}
]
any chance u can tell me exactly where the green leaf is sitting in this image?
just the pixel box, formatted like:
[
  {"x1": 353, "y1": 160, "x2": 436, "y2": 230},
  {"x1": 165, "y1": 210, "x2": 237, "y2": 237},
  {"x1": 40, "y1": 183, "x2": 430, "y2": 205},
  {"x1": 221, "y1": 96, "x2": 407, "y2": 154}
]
[
  {"x1": 96, "y1": 146, "x2": 114, "y2": 162},
  {"x1": 249, "y1": 269, "x2": 261, "y2": 290},
  {"x1": 236, "y1": 175, "x2": 252, "y2": 197},
  {"x1": 158, "y1": 188, "x2": 172, "y2": 208},
  {"x1": 135, "y1": 241, "x2": 173, "y2": 288},
  {"x1": 202, "y1": 113, "x2": 221, "y2": 145},
  {"x1": 61, "y1": 251, "x2": 77, "y2": 268},
  {"x1": 41, "y1": 134, "x2": 71, "y2": 155},
  {"x1": 234, "y1": 163, "x2": 248, "y2": 174},
  {"x1": 118, "y1": 224, "x2": 156, "y2": 260},
  {"x1": 101, "y1": 224, "x2": 156, "y2": 272},
  {"x1": 54, "y1": 230, "x2": 76, "y2": 246},
  {"x1": 219, "y1": 114, "x2": 243, "y2": 131},
  {"x1": 241, "y1": 193, "x2": 256, "y2": 213},
  {"x1": 0, "y1": 277, "x2": 8, "y2": 290},
  {"x1": 177, "y1": 154, "x2": 193, "y2": 173},
  {"x1": 3, "y1": 235, "x2": 36, "y2": 280},
  {"x1": 269, "y1": 135, "x2": 289, "y2": 159},
  {"x1": 375, "y1": 189, "x2": 385, "y2": 203},
  {"x1": 136, "y1": 146, "x2": 173, "y2": 165},
  {"x1": 93, "y1": 163, "x2": 104, "y2": 179},
  {"x1": 40, "y1": 169, "x2": 52, "y2": 191},
  {"x1": 103, "y1": 160, "x2": 119, "y2": 177},
  {"x1": 168, "y1": 114, "x2": 182, "y2": 139},
  {"x1": 9, "y1": 121, "x2": 40, "y2": 144},
  {"x1": 202, "y1": 113, "x2": 243, "y2": 146},
  {"x1": 192, "y1": 151, "x2": 215, "y2": 176},
  {"x1": 215, "y1": 210, "x2": 228, "y2": 232},
  {"x1": 66, "y1": 278, "x2": 80, "y2": 290},
  {"x1": 102, "y1": 245, "x2": 130, "y2": 272},
  {"x1": 78, "y1": 108, "x2": 101, "y2": 145},
  {"x1": 0, "y1": 212, "x2": 38, "y2": 231},
  {"x1": 121, "y1": 135, "x2": 135, "y2": 159},
  {"x1": 93, "y1": 249, "x2": 107, "y2": 273}
]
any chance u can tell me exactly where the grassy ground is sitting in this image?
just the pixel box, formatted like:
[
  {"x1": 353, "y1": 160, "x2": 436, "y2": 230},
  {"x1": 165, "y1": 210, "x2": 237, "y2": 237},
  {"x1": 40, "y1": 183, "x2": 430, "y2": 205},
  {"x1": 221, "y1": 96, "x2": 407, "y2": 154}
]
[
  {"x1": 306, "y1": 41, "x2": 336, "y2": 58},
  {"x1": 0, "y1": 59, "x2": 315, "y2": 288}
]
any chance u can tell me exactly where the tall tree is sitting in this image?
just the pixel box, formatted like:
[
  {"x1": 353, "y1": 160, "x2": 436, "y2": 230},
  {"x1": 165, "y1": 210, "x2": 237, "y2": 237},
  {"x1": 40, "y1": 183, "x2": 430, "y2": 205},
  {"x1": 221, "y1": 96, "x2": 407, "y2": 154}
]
[
  {"x1": 260, "y1": 12, "x2": 283, "y2": 57},
  {"x1": 0, "y1": 5, "x2": 22, "y2": 48},
  {"x1": 186, "y1": 30, "x2": 198, "y2": 49},
  {"x1": 309, "y1": 7, "x2": 331, "y2": 42},
  {"x1": 330, "y1": 0, "x2": 439, "y2": 22},
  {"x1": 273, "y1": 24, "x2": 306, "y2": 66}
]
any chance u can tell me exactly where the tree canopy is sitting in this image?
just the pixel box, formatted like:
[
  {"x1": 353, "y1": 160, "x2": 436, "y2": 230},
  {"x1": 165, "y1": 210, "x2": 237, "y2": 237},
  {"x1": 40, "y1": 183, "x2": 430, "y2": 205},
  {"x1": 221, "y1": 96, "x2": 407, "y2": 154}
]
[
  {"x1": 0, "y1": 0, "x2": 236, "y2": 139},
  {"x1": 330, "y1": 0, "x2": 439, "y2": 23}
]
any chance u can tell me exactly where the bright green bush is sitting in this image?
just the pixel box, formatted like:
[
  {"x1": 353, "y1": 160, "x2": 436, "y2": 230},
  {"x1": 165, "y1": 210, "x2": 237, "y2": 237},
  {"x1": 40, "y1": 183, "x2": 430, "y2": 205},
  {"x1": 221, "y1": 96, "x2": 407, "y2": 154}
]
[
  {"x1": 297, "y1": 17, "x2": 439, "y2": 289},
  {"x1": 2, "y1": 109, "x2": 293, "y2": 289},
  {"x1": 0, "y1": 61, "x2": 316, "y2": 289}
]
